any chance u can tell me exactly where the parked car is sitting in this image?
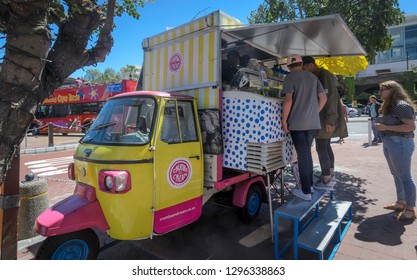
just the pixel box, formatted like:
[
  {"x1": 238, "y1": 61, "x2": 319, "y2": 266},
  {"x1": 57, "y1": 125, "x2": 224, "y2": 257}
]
[
  {"x1": 356, "y1": 104, "x2": 367, "y2": 116},
  {"x1": 347, "y1": 107, "x2": 359, "y2": 117},
  {"x1": 345, "y1": 104, "x2": 359, "y2": 117}
]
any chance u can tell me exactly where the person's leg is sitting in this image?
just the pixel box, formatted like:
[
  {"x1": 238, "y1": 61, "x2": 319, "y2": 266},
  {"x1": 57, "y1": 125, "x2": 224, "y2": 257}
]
[
  {"x1": 290, "y1": 130, "x2": 313, "y2": 195},
  {"x1": 384, "y1": 137, "x2": 416, "y2": 220},
  {"x1": 328, "y1": 143, "x2": 335, "y2": 171},
  {"x1": 315, "y1": 138, "x2": 331, "y2": 179},
  {"x1": 391, "y1": 138, "x2": 416, "y2": 208},
  {"x1": 382, "y1": 137, "x2": 407, "y2": 204},
  {"x1": 315, "y1": 137, "x2": 337, "y2": 190},
  {"x1": 371, "y1": 119, "x2": 381, "y2": 142},
  {"x1": 328, "y1": 142, "x2": 336, "y2": 181},
  {"x1": 306, "y1": 130, "x2": 315, "y2": 185}
]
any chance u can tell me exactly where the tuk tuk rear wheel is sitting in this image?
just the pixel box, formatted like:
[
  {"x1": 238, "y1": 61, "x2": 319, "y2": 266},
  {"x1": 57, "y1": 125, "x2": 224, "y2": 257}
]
[
  {"x1": 239, "y1": 185, "x2": 262, "y2": 223},
  {"x1": 35, "y1": 229, "x2": 99, "y2": 260}
]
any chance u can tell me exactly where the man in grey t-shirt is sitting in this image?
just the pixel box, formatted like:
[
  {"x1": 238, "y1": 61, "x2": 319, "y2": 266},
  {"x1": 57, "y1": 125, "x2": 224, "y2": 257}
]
[{"x1": 282, "y1": 54, "x2": 327, "y2": 201}]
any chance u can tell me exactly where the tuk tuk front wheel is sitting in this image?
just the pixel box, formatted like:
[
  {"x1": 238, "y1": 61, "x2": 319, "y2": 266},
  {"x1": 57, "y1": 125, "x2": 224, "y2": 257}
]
[
  {"x1": 239, "y1": 185, "x2": 262, "y2": 223},
  {"x1": 35, "y1": 229, "x2": 99, "y2": 260}
]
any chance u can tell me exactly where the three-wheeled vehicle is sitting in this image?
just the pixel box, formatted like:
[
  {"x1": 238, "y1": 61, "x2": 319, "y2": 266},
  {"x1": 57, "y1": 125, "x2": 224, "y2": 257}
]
[{"x1": 35, "y1": 11, "x2": 367, "y2": 259}]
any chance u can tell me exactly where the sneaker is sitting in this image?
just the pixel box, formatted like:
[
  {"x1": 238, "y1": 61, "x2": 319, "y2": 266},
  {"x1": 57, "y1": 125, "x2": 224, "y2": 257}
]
[
  {"x1": 292, "y1": 188, "x2": 312, "y2": 201},
  {"x1": 315, "y1": 174, "x2": 337, "y2": 184},
  {"x1": 314, "y1": 181, "x2": 335, "y2": 191}
]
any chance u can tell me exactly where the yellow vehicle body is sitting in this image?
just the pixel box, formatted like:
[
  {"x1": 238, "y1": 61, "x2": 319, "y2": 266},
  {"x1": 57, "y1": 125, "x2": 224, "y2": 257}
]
[
  {"x1": 72, "y1": 92, "x2": 204, "y2": 240},
  {"x1": 73, "y1": 145, "x2": 155, "y2": 239}
]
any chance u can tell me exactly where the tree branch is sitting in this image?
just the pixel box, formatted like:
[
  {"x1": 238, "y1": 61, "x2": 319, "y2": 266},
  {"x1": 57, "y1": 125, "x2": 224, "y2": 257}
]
[
  {"x1": 84, "y1": 0, "x2": 116, "y2": 65},
  {"x1": 44, "y1": 0, "x2": 100, "y2": 89},
  {"x1": 44, "y1": 0, "x2": 116, "y2": 89}
]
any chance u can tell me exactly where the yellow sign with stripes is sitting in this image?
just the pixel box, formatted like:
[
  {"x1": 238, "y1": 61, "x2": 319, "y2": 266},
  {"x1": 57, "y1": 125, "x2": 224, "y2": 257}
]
[{"x1": 142, "y1": 11, "x2": 242, "y2": 109}]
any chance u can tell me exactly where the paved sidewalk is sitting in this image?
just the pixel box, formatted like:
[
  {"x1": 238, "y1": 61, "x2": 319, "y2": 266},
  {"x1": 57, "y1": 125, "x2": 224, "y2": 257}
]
[
  {"x1": 16, "y1": 131, "x2": 417, "y2": 260},
  {"x1": 20, "y1": 133, "x2": 82, "y2": 154},
  {"x1": 326, "y1": 139, "x2": 417, "y2": 259}
]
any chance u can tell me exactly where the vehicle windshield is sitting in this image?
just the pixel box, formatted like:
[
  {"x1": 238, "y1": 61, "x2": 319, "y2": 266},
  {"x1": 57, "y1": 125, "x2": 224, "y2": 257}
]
[{"x1": 81, "y1": 96, "x2": 156, "y2": 145}]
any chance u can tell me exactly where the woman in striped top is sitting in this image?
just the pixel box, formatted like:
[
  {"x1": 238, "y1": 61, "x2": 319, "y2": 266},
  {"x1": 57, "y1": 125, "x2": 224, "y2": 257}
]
[{"x1": 376, "y1": 80, "x2": 416, "y2": 221}]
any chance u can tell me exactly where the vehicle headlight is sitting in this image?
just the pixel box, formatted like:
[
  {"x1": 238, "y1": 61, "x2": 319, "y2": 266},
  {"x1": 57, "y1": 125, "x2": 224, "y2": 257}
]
[
  {"x1": 115, "y1": 174, "x2": 128, "y2": 192},
  {"x1": 99, "y1": 170, "x2": 131, "y2": 193},
  {"x1": 104, "y1": 176, "x2": 114, "y2": 190}
]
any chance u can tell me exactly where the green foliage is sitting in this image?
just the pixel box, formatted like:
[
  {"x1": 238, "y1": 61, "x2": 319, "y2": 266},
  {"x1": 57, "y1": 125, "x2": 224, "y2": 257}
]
[
  {"x1": 121, "y1": 64, "x2": 141, "y2": 79},
  {"x1": 248, "y1": 0, "x2": 404, "y2": 60},
  {"x1": 115, "y1": 0, "x2": 146, "y2": 19},
  {"x1": 49, "y1": 1, "x2": 66, "y2": 23},
  {"x1": 103, "y1": 67, "x2": 121, "y2": 83},
  {"x1": 342, "y1": 76, "x2": 355, "y2": 103},
  {"x1": 248, "y1": 0, "x2": 322, "y2": 22},
  {"x1": 1, "y1": 0, "x2": 149, "y2": 34},
  {"x1": 83, "y1": 69, "x2": 105, "y2": 84},
  {"x1": 82, "y1": 65, "x2": 140, "y2": 84}
]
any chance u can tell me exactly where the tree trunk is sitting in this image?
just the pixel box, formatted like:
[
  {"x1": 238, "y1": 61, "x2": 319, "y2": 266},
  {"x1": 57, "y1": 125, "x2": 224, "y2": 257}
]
[
  {"x1": 0, "y1": 0, "x2": 116, "y2": 260},
  {"x1": 0, "y1": 0, "x2": 115, "y2": 185},
  {"x1": 0, "y1": 1, "x2": 51, "y2": 183}
]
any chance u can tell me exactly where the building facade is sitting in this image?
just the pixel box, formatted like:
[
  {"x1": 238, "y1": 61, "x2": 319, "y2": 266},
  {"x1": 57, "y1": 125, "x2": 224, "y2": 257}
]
[
  {"x1": 354, "y1": 14, "x2": 417, "y2": 103},
  {"x1": 358, "y1": 14, "x2": 417, "y2": 77}
]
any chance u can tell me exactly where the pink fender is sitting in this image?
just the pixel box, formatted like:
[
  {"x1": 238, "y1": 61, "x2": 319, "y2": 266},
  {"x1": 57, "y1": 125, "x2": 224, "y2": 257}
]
[
  {"x1": 232, "y1": 176, "x2": 266, "y2": 207},
  {"x1": 35, "y1": 183, "x2": 109, "y2": 236}
]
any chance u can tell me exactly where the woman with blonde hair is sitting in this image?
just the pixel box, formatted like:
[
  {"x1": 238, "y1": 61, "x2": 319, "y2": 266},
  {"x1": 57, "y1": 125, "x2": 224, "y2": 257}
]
[{"x1": 376, "y1": 80, "x2": 416, "y2": 221}]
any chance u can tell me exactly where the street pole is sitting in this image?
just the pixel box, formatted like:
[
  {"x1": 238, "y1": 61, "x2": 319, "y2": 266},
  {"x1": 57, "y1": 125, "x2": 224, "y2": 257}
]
[
  {"x1": 406, "y1": 51, "x2": 409, "y2": 71},
  {"x1": 48, "y1": 123, "x2": 54, "y2": 147},
  {"x1": 0, "y1": 151, "x2": 20, "y2": 260}
]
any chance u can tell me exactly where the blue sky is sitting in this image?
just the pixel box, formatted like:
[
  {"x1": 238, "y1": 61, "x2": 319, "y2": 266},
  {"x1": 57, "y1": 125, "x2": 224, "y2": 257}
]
[
  {"x1": 72, "y1": 0, "x2": 265, "y2": 77},
  {"x1": 72, "y1": 0, "x2": 417, "y2": 78},
  {"x1": 0, "y1": 1, "x2": 415, "y2": 78}
]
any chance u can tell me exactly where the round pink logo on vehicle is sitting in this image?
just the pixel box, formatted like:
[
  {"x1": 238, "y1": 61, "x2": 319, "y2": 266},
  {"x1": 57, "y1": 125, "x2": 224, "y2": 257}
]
[
  {"x1": 167, "y1": 158, "x2": 192, "y2": 188},
  {"x1": 169, "y1": 52, "x2": 183, "y2": 73}
]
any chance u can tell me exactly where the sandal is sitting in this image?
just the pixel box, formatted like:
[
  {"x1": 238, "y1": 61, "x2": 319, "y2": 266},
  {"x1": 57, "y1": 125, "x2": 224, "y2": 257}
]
[
  {"x1": 383, "y1": 201, "x2": 406, "y2": 211},
  {"x1": 397, "y1": 208, "x2": 416, "y2": 221},
  {"x1": 393, "y1": 210, "x2": 403, "y2": 220}
]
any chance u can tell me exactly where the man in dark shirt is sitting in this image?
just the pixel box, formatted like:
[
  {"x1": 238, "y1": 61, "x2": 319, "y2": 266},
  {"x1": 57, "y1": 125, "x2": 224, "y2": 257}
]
[
  {"x1": 302, "y1": 55, "x2": 348, "y2": 191},
  {"x1": 222, "y1": 50, "x2": 240, "y2": 84}
]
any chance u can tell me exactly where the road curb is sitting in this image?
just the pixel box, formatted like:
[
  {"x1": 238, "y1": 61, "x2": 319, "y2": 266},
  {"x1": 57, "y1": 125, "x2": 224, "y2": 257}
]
[{"x1": 20, "y1": 143, "x2": 79, "y2": 155}]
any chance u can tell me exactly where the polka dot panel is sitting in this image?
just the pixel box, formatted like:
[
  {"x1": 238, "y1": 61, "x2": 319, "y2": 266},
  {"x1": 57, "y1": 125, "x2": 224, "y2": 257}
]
[{"x1": 221, "y1": 91, "x2": 294, "y2": 171}]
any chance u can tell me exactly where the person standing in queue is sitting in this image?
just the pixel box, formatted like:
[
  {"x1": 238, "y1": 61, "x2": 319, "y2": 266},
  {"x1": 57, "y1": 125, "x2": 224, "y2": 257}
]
[
  {"x1": 376, "y1": 80, "x2": 416, "y2": 221},
  {"x1": 282, "y1": 54, "x2": 327, "y2": 201},
  {"x1": 369, "y1": 95, "x2": 382, "y2": 144},
  {"x1": 302, "y1": 56, "x2": 348, "y2": 191}
]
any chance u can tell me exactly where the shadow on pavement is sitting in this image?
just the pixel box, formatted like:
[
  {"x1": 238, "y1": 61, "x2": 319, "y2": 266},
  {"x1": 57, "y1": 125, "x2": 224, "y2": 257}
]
[
  {"x1": 97, "y1": 170, "x2": 373, "y2": 260},
  {"x1": 354, "y1": 213, "x2": 407, "y2": 246},
  {"x1": 313, "y1": 170, "x2": 371, "y2": 224},
  {"x1": 361, "y1": 142, "x2": 382, "y2": 148}
]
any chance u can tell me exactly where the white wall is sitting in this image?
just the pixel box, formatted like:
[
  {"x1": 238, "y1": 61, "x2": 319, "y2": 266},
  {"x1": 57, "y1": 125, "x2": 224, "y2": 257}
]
[{"x1": 357, "y1": 59, "x2": 417, "y2": 77}]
